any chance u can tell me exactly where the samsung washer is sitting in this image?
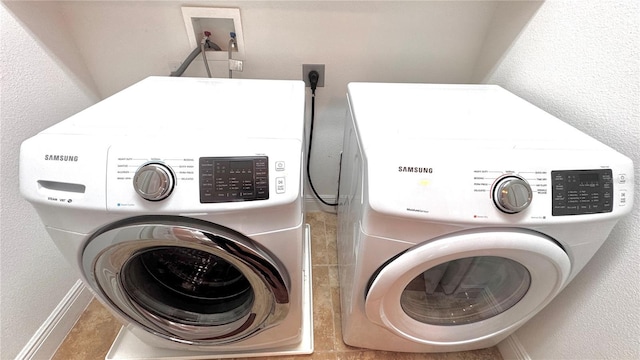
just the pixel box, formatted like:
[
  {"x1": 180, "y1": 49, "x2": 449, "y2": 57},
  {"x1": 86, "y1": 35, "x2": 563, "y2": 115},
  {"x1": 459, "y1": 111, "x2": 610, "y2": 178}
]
[
  {"x1": 337, "y1": 83, "x2": 634, "y2": 352},
  {"x1": 20, "y1": 77, "x2": 313, "y2": 358}
]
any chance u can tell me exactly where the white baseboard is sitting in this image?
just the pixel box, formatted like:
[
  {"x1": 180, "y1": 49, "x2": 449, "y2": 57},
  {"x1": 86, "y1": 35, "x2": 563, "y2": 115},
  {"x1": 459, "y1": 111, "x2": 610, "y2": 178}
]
[
  {"x1": 498, "y1": 334, "x2": 531, "y2": 360},
  {"x1": 304, "y1": 195, "x2": 338, "y2": 213},
  {"x1": 15, "y1": 280, "x2": 93, "y2": 360}
]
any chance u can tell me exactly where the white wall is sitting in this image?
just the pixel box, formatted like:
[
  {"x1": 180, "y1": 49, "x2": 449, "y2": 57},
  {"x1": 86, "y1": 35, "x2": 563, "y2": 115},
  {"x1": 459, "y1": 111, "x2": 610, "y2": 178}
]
[
  {"x1": 482, "y1": 1, "x2": 640, "y2": 359},
  {"x1": 0, "y1": 2, "x2": 99, "y2": 359}
]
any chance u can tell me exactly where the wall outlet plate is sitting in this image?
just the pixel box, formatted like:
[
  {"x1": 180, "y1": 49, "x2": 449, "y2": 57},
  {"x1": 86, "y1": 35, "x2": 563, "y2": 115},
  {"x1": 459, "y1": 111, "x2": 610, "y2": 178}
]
[
  {"x1": 303, "y1": 64, "x2": 325, "y2": 87},
  {"x1": 182, "y1": 7, "x2": 245, "y2": 61},
  {"x1": 229, "y1": 59, "x2": 244, "y2": 72}
]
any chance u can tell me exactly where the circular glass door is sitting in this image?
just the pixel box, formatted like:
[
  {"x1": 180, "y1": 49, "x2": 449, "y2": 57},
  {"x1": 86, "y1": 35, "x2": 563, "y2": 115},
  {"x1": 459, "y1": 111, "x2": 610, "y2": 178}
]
[
  {"x1": 121, "y1": 246, "x2": 255, "y2": 326},
  {"x1": 401, "y1": 256, "x2": 531, "y2": 326},
  {"x1": 365, "y1": 228, "x2": 570, "y2": 345},
  {"x1": 82, "y1": 216, "x2": 290, "y2": 345}
]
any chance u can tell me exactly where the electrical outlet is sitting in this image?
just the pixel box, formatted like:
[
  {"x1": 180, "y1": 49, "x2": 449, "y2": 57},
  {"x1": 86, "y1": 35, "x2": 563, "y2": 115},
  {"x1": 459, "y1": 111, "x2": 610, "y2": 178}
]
[
  {"x1": 229, "y1": 59, "x2": 243, "y2": 72},
  {"x1": 182, "y1": 7, "x2": 245, "y2": 61},
  {"x1": 303, "y1": 64, "x2": 325, "y2": 87}
]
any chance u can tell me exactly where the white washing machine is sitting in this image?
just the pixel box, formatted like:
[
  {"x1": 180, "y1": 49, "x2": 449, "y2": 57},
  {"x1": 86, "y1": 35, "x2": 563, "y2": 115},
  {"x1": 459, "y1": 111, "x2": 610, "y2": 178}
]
[
  {"x1": 337, "y1": 83, "x2": 634, "y2": 353},
  {"x1": 20, "y1": 77, "x2": 313, "y2": 358}
]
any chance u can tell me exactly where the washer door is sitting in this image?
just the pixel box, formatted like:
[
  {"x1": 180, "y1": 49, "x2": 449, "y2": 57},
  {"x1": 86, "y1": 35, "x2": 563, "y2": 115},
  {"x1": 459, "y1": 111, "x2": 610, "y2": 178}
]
[
  {"x1": 82, "y1": 216, "x2": 290, "y2": 345},
  {"x1": 365, "y1": 228, "x2": 570, "y2": 345}
]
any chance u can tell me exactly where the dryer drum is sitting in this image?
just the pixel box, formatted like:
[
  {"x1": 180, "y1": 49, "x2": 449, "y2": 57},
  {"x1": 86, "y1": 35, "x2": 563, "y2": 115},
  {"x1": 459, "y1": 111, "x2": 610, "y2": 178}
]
[
  {"x1": 400, "y1": 256, "x2": 531, "y2": 326},
  {"x1": 121, "y1": 246, "x2": 255, "y2": 326}
]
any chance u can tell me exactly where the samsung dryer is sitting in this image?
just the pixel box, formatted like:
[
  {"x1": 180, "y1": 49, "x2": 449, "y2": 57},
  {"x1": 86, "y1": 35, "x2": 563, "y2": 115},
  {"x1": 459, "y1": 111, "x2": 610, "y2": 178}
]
[
  {"x1": 20, "y1": 77, "x2": 312, "y2": 357},
  {"x1": 337, "y1": 83, "x2": 634, "y2": 352}
]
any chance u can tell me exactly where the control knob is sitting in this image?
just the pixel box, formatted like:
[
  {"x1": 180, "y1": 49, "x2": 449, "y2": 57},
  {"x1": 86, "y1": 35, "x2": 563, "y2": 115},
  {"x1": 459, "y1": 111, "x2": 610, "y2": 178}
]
[
  {"x1": 492, "y1": 175, "x2": 532, "y2": 214},
  {"x1": 133, "y1": 162, "x2": 175, "y2": 201}
]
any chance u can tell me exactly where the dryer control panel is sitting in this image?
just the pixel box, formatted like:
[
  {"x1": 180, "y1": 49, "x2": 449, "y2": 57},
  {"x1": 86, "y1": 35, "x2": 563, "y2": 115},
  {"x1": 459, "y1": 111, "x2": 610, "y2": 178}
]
[{"x1": 551, "y1": 169, "x2": 613, "y2": 216}]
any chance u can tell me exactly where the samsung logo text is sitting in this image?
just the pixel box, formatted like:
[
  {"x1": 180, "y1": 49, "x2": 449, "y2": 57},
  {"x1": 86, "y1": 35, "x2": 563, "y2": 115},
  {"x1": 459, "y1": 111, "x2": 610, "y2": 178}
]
[
  {"x1": 398, "y1": 166, "x2": 433, "y2": 173},
  {"x1": 44, "y1": 155, "x2": 79, "y2": 162}
]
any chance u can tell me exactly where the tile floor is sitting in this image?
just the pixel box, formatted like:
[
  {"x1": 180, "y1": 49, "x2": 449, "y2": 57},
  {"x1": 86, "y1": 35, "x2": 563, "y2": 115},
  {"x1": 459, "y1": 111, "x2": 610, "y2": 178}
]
[{"x1": 53, "y1": 212, "x2": 502, "y2": 360}]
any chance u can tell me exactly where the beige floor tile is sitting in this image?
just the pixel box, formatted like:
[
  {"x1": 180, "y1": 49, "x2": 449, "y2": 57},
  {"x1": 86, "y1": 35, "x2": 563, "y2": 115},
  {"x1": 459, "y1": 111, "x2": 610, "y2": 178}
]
[
  {"x1": 328, "y1": 265, "x2": 340, "y2": 288},
  {"x1": 308, "y1": 214, "x2": 329, "y2": 266},
  {"x1": 312, "y1": 266, "x2": 336, "y2": 352},
  {"x1": 52, "y1": 299, "x2": 121, "y2": 360}
]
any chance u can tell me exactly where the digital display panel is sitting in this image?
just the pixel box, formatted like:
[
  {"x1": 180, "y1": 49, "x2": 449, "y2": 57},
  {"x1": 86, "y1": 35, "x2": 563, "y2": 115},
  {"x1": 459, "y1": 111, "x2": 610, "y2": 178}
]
[
  {"x1": 199, "y1": 157, "x2": 269, "y2": 203},
  {"x1": 579, "y1": 173, "x2": 599, "y2": 185},
  {"x1": 551, "y1": 169, "x2": 613, "y2": 216}
]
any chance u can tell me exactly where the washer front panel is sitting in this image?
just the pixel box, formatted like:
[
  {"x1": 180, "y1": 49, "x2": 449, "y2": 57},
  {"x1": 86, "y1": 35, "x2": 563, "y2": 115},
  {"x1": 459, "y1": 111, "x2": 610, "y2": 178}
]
[
  {"x1": 364, "y1": 229, "x2": 570, "y2": 345},
  {"x1": 82, "y1": 216, "x2": 290, "y2": 345}
]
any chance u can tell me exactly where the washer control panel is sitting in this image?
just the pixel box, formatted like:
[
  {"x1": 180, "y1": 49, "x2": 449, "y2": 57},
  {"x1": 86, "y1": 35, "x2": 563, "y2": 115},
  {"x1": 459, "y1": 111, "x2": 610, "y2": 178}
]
[
  {"x1": 199, "y1": 157, "x2": 269, "y2": 203},
  {"x1": 551, "y1": 169, "x2": 613, "y2": 216},
  {"x1": 106, "y1": 139, "x2": 302, "y2": 211}
]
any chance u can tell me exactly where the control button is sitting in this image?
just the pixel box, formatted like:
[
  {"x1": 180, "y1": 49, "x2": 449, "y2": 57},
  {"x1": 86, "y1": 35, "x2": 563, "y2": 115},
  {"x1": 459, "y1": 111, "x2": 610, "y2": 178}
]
[
  {"x1": 618, "y1": 174, "x2": 627, "y2": 184},
  {"x1": 492, "y1": 175, "x2": 532, "y2": 214},
  {"x1": 275, "y1": 161, "x2": 286, "y2": 171},
  {"x1": 276, "y1": 177, "x2": 286, "y2": 194},
  {"x1": 133, "y1": 162, "x2": 175, "y2": 201}
]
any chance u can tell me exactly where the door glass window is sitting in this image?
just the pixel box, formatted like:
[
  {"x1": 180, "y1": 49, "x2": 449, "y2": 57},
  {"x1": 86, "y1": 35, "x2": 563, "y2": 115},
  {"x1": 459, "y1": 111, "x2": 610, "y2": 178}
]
[
  {"x1": 400, "y1": 256, "x2": 530, "y2": 325},
  {"x1": 121, "y1": 246, "x2": 254, "y2": 326}
]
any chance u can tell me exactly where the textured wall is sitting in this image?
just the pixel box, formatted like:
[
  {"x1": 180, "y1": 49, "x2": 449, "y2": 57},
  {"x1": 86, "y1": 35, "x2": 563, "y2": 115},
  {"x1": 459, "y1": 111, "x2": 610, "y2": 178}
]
[
  {"x1": 0, "y1": 3, "x2": 99, "y2": 359},
  {"x1": 483, "y1": 1, "x2": 640, "y2": 358}
]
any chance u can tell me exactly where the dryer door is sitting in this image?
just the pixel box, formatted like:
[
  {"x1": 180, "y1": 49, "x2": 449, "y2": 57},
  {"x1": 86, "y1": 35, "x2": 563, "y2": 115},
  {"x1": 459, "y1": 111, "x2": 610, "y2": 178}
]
[
  {"x1": 82, "y1": 216, "x2": 290, "y2": 346},
  {"x1": 365, "y1": 228, "x2": 570, "y2": 345}
]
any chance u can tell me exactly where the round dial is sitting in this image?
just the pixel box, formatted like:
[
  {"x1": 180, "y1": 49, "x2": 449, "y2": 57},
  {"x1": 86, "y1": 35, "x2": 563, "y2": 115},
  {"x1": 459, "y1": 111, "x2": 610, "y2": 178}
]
[
  {"x1": 493, "y1": 175, "x2": 532, "y2": 214},
  {"x1": 133, "y1": 162, "x2": 175, "y2": 201}
]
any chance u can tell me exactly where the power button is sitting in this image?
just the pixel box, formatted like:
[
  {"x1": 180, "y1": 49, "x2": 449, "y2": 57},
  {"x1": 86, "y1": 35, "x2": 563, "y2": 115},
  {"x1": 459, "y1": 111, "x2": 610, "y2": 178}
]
[{"x1": 618, "y1": 174, "x2": 627, "y2": 184}]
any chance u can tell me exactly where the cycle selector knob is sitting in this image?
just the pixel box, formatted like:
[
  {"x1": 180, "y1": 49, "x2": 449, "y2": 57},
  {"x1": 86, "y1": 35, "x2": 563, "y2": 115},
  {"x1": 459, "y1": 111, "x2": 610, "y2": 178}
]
[
  {"x1": 493, "y1": 175, "x2": 532, "y2": 214},
  {"x1": 133, "y1": 162, "x2": 175, "y2": 201}
]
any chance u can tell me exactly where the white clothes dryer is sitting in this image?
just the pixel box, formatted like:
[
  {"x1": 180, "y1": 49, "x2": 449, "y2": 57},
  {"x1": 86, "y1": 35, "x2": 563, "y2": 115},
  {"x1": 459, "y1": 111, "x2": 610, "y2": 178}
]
[
  {"x1": 337, "y1": 83, "x2": 634, "y2": 353},
  {"x1": 20, "y1": 77, "x2": 312, "y2": 357}
]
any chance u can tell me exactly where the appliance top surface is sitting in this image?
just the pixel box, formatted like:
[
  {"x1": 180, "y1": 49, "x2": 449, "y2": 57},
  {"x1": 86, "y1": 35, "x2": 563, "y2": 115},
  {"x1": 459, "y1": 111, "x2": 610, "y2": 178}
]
[
  {"x1": 347, "y1": 82, "x2": 612, "y2": 152},
  {"x1": 42, "y1": 77, "x2": 305, "y2": 140}
]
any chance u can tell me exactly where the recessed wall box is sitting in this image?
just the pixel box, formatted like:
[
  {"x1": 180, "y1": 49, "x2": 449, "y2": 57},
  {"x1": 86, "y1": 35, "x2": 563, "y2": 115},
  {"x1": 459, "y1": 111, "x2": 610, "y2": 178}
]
[{"x1": 182, "y1": 7, "x2": 245, "y2": 61}]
